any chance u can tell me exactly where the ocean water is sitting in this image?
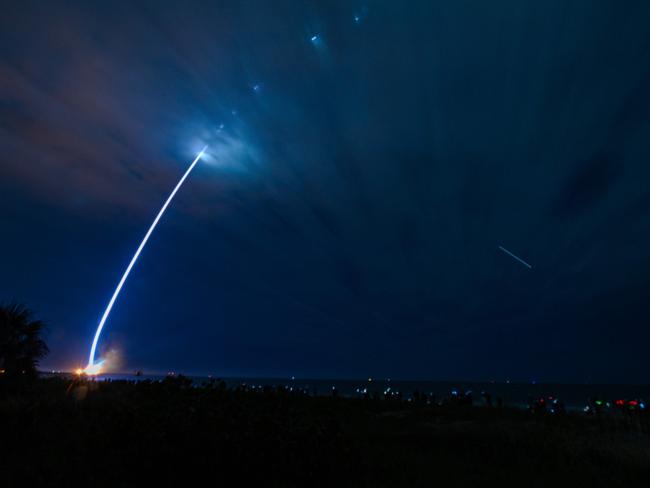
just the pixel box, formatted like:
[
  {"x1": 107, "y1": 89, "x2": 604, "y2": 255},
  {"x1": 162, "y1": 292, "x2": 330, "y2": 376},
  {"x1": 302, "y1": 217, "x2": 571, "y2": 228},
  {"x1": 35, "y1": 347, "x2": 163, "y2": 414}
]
[{"x1": 49, "y1": 373, "x2": 650, "y2": 410}]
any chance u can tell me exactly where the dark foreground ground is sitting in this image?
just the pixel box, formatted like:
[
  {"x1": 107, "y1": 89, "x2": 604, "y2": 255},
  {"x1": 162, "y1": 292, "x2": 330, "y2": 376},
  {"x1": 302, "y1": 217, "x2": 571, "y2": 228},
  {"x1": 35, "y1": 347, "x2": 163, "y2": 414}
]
[{"x1": 1, "y1": 377, "x2": 649, "y2": 487}]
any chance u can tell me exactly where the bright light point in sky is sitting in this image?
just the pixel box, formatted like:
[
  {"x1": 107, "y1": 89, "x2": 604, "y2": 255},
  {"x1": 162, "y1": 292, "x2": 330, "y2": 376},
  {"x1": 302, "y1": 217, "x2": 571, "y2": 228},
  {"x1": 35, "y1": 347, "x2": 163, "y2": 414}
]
[
  {"x1": 354, "y1": 15, "x2": 360, "y2": 23},
  {"x1": 252, "y1": 84, "x2": 261, "y2": 92},
  {"x1": 309, "y1": 34, "x2": 325, "y2": 49}
]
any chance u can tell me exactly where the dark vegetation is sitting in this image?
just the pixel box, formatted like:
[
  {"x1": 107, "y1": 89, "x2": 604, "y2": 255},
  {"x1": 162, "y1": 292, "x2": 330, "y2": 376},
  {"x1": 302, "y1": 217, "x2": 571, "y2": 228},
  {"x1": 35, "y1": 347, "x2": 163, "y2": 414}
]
[
  {"x1": 0, "y1": 303, "x2": 48, "y2": 379},
  {"x1": 1, "y1": 305, "x2": 649, "y2": 486},
  {"x1": 1, "y1": 376, "x2": 649, "y2": 487}
]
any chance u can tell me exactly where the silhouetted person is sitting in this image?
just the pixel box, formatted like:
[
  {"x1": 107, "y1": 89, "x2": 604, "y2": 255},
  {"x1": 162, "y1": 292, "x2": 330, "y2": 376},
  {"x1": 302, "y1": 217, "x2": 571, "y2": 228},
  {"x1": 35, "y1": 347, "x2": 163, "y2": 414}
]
[{"x1": 481, "y1": 391, "x2": 493, "y2": 407}]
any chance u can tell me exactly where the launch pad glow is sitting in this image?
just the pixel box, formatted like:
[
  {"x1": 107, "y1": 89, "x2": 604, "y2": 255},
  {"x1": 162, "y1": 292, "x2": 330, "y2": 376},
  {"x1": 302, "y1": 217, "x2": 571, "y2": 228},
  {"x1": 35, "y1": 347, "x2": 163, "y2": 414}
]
[{"x1": 84, "y1": 147, "x2": 208, "y2": 374}]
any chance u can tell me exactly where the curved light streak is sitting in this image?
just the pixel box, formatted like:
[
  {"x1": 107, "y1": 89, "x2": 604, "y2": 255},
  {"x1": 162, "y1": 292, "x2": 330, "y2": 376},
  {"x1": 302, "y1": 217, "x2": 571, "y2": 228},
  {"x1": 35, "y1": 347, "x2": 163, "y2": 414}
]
[{"x1": 86, "y1": 146, "x2": 208, "y2": 372}]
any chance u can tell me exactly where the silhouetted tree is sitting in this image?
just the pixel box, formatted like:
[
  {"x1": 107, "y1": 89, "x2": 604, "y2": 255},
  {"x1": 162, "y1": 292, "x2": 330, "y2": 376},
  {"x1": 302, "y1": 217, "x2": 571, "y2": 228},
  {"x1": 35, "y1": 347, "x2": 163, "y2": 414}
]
[{"x1": 0, "y1": 302, "x2": 49, "y2": 378}]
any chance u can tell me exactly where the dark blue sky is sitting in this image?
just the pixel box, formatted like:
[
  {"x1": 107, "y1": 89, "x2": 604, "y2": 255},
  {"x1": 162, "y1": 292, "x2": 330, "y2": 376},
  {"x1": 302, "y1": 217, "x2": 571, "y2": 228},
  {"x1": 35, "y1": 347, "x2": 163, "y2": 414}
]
[{"x1": 2, "y1": 0, "x2": 650, "y2": 382}]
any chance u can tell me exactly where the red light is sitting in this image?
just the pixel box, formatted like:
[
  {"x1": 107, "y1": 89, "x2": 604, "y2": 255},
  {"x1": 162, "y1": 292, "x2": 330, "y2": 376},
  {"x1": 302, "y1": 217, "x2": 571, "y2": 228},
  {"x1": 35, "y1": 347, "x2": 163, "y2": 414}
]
[
  {"x1": 615, "y1": 399, "x2": 625, "y2": 406},
  {"x1": 629, "y1": 400, "x2": 638, "y2": 406}
]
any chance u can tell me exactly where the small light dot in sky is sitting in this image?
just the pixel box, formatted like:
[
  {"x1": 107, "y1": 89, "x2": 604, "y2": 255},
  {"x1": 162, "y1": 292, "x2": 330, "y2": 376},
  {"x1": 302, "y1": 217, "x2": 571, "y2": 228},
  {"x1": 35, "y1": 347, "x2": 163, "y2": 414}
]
[
  {"x1": 310, "y1": 35, "x2": 319, "y2": 43},
  {"x1": 252, "y1": 84, "x2": 261, "y2": 92}
]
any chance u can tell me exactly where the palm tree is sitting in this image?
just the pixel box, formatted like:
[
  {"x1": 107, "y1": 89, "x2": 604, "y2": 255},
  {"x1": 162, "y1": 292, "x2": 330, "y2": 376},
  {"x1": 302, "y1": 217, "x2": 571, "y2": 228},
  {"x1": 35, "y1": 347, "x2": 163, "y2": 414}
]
[{"x1": 0, "y1": 303, "x2": 49, "y2": 378}]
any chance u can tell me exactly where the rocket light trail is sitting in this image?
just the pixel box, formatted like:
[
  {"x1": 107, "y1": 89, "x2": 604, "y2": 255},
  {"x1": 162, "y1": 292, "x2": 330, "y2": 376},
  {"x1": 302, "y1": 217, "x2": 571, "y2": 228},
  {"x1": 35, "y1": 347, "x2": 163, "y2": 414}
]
[
  {"x1": 498, "y1": 245, "x2": 532, "y2": 269},
  {"x1": 84, "y1": 146, "x2": 208, "y2": 374}
]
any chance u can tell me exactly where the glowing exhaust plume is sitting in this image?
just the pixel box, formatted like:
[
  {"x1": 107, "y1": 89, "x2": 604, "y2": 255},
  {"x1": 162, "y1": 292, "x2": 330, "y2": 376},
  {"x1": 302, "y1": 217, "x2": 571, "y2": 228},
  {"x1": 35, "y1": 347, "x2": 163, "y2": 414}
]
[{"x1": 84, "y1": 146, "x2": 208, "y2": 374}]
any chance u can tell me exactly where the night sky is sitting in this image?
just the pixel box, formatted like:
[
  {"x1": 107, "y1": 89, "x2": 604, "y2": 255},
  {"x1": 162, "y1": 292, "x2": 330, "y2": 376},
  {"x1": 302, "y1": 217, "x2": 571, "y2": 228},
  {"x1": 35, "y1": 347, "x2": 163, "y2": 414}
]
[{"x1": 2, "y1": 1, "x2": 650, "y2": 383}]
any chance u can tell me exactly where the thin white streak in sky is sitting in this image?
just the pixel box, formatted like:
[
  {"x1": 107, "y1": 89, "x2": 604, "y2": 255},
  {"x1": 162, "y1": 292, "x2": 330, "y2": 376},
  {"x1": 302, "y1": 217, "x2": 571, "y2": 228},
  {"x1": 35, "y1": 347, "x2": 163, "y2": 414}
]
[{"x1": 498, "y1": 245, "x2": 532, "y2": 269}]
